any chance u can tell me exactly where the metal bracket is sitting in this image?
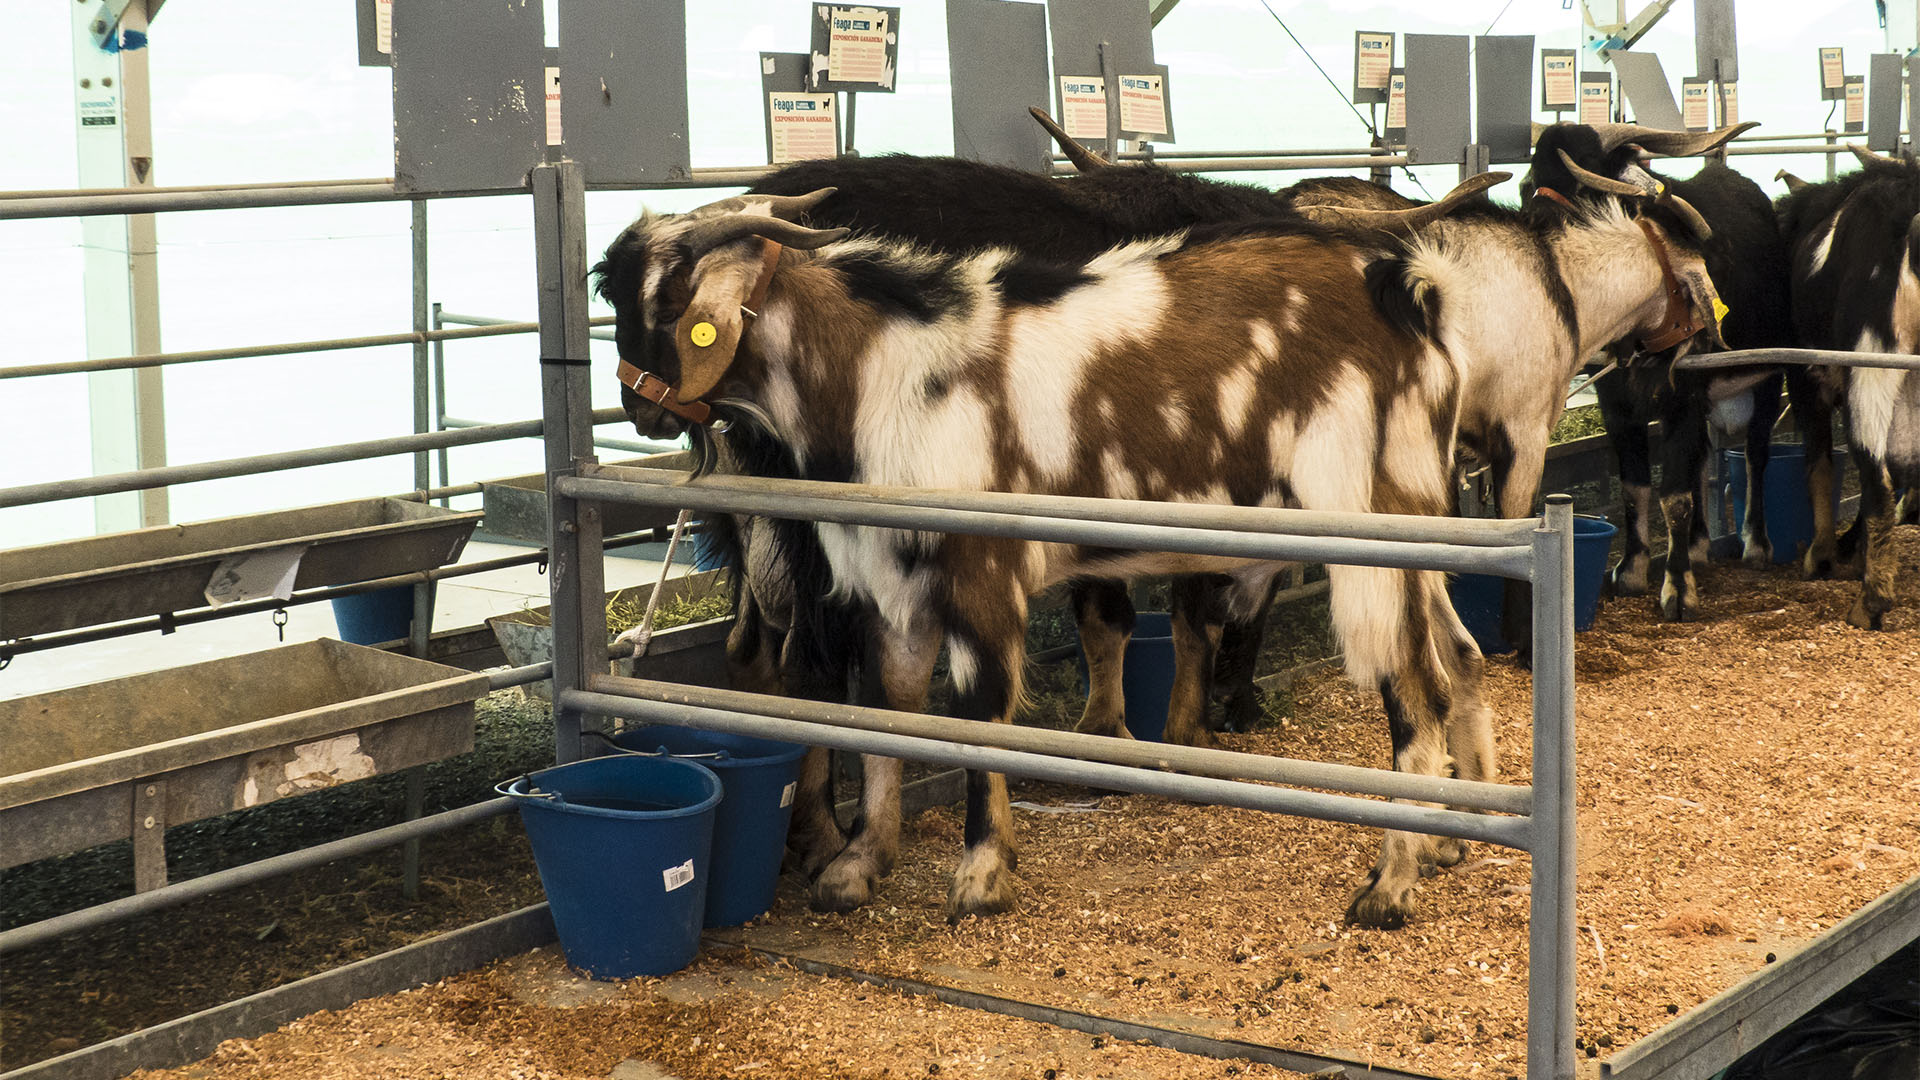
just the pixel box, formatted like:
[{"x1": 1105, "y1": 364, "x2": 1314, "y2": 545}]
[{"x1": 132, "y1": 778, "x2": 168, "y2": 893}]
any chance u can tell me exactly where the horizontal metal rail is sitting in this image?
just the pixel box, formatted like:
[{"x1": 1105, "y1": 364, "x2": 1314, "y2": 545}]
[
  {"x1": 0, "y1": 407, "x2": 629, "y2": 509},
  {"x1": 0, "y1": 176, "x2": 391, "y2": 201},
  {"x1": 1676, "y1": 348, "x2": 1920, "y2": 372},
  {"x1": 1076, "y1": 146, "x2": 1389, "y2": 161},
  {"x1": 1053, "y1": 154, "x2": 1408, "y2": 174},
  {"x1": 580, "y1": 464, "x2": 1540, "y2": 547},
  {"x1": 437, "y1": 414, "x2": 672, "y2": 456},
  {"x1": 566, "y1": 688, "x2": 1533, "y2": 850},
  {"x1": 1722, "y1": 143, "x2": 1865, "y2": 157},
  {"x1": 0, "y1": 317, "x2": 618, "y2": 381},
  {"x1": 0, "y1": 797, "x2": 517, "y2": 956},
  {"x1": 591, "y1": 673, "x2": 1530, "y2": 814},
  {"x1": 436, "y1": 310, "x2": 617, "y2": 342}
]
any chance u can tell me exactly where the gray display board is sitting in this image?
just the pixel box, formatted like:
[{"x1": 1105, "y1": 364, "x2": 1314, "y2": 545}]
[
  {"x1": 354, "y1": 0, "x2": 390, "y2": 67},
  {"x1": 1868, "y1": 52, "x2": 1902, "y2": 153},
  {"x1": 1475, "y1": 35, "x2": 1533, "y2": 165},
  {"x1": 1681, "y1": 76, "x2": 1712, "y2": 130},
  {"x1": 1353, "y1": 31, "x2": 1393, "y2": 105},
  {"x1": 1541, "y1": 48, "x2": 1577, "y2": 111},
  {"x1": 1048, "y1": 0, "x2": 1157, "y2": 141},
  {"x1": 1403, "y1": 34, "x2": 1469, "y2": 166},
  {"x1": 1695, "y1": 0, "x2": 1738, "y2": 83},
  {"x1": 1844, "y1": 75, "x2": 1866, "y2": 133},
  {"x1": 761, "y1": 51, "x2": 833, "y2": 165},
  {"x1": 1579, "y1": 69, "x2": 1613, "y2": 125},
  {"x1": 946, "y1": 0, "x2": 1052, "y2": 172},
  {"x1": 1818, "y1": 47, "x2": 1846, "y2": 102},
  {"x1": 1385, "y1": 67, "x2": 1407, "y2": 142},
  {"x1": 559, "y1": 0, "x2": 692, "y2": 183},
  {"x1": 808, "y1": 5, "x2": 902, "y2": 92},
  {"x1": 1611, "y1": 50, "x2": 1684, "y2": 131},
  {"x1": 392, "y1": 0, "x2": 545, "y2": 193}
]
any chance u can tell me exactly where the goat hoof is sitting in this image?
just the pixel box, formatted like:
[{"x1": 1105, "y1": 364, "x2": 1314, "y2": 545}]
[
  {"x1": 1345, "y1": 874, "x2": 1413, "y2": 930},
  {"x1": 1074, "y1": 714, "x2": 1133, "y2": 739},
  {"x1": 945, "y1": 846, "x2": 1018, "y2": 922},
  {"x1": 1802, "y1": 551, "x2": 1835, "y2": 580},
  {"x1": 1846, "y1": 602, "x2": 1886, "y2": 632},
  {"x1": 810, "y1": 855, "x2": 880, "y2": 913},
  {"x1": 1740, "y1": 543, "x2": 1773, "y2": 569},
  {"x1": 1608, "y1": 566, "x2": 1649, "y2": 598},
  {"x1": 1659, "y1": 593, "x2": 1697, "y2": 623},
  {"x1": 1427, "y1": 836, "x2": 1469, "y2": 869},
  {"x1": 788, "y1": 829, "x2": 848, "y2": 880}
]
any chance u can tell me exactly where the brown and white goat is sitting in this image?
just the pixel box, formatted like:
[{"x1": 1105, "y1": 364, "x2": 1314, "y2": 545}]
[{"x1": 597, "y1": 191, "x2": 1489, "y2": 929}]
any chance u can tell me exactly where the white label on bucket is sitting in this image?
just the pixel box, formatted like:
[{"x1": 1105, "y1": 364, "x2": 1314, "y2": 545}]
[
  {"x1": 662, "y1": 859, "x2": 696, "y2": 892},
  {"x1": 780, "y1": 782, "x2": 796, "y2": 808}
]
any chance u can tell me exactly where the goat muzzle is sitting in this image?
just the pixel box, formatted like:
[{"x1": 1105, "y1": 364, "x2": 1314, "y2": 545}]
[{"x1": 619, "y1": 363, "x2": 713, "y2": 425}]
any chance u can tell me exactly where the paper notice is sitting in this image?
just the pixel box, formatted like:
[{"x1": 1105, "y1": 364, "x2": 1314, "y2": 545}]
[
  {"x1": 1579, "y1": 78, "x2": 1611, "y2": 126},
  {"x1": 1845, "y1": 78, "x2": 1864, "y2": 128},
  {"x1": 1682, "y1": 81, "x2": 1711, "y2": 130},
  {"x1": 1387, "y1": 71, "x2": 1407, "y2": 131},
  {"x1": 769, "y1": 92, "x2": 837, "y2": 163},
  {"x1": 1118, "y1": 75, "x2": 1167, "y2": 136},
  {"x1": 375, "y1": 0, "x2": 392, "y2": 55},
  {"x1": 1542, "y1": 54, "x2": 1576, "y2": 109},
  {"x1": 1820, "y1": 47, "x2": 1844, "y2": 91},
  {"x1": 1355, "y1": 32, "x2": 1392, "y2": 92},
  {"x1": 826, "y1": 6, "x2": 891, "y2": 88},
  {"x1": 1060, "y1": 77, "x2": 1108, "y2": 140},
  {"x1": 1720, "y1": 82, "x2": 1739, "y2": 126},
  {"x1": 204, "y1": 544, "x2": 309, "y2": 608},
  {"x1": 544, "y1": 67, "x2": 562, "y2": 147}
]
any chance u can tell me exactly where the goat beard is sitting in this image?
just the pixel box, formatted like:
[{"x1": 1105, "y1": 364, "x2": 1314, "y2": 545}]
[{"x1": 685, "y1": 397, "x2": 782, "y2": 481}]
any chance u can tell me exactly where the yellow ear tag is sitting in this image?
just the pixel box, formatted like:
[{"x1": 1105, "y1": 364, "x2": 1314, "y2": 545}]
[
  {"x1": 1712, "y1": 297, "x2": 1730, "y2": 328},
  {"x1": 689, "y1": 321, "x2": 718, "y2": 348}
]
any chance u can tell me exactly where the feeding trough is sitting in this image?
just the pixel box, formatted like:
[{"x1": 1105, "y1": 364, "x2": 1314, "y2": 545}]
[
  {"x1": 0, "y1": 497, "x2": 481, "y2": 639},
  {"x1": 0, "y1": 639, "x2": 488, "y2": 882},
  {"x1": 487, "y1": 568, "x2": 733, "y2": 700},
  {"x1": 478, "y1": 451, "x2": 694, "y2": 544}
]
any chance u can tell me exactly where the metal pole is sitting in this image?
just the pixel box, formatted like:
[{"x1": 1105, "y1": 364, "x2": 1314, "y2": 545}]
[
  {"x1": 1528, "y1": 495, "x2": 1578, "y2": 1080},
  {"x1": 411, "y1": 199, "x2": 432, "y2": 492},
  {"x1": 432, "y1": 302, "x2": 452, "y2": 501},
  {"x1": 406, "y1": 200, "x2": 434, "y2": 900},
  {"x1": 533, "y1": 160, "x2": 606, "y2": 765},
  {"x1": 1826, "y1": 129, "x2": 1838, "y2": 182}
]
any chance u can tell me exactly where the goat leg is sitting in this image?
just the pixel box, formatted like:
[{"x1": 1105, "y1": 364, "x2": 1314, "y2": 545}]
[{"x1": 1069, "y1": 579, "x2": 1134, "y2": 739}]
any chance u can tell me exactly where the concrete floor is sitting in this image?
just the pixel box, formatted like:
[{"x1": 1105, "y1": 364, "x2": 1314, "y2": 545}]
[{"x1": 1, "y1": 539, "x2": 694, "y2": 699}]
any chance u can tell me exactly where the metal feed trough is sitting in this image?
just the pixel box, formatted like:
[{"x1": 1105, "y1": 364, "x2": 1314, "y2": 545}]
[
  {"x1": 487, "y1": 567, "x2": 734, "y2": 700},
  {"x1": 0, "y1": 639, "x2": 488, "y2": 889},
  {"x1": 478, "y1": 451, "x2": 693, "y2": 544},
  {"x1": 0, "y1": 497, "x2": 481, "y2": 639}
]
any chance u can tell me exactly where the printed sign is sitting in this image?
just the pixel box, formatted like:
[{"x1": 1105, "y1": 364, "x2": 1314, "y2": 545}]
[
  {"x1": 376, "y1": 0, "x2": 393, "y2": 54},
  {"x1": 1819, "y1": 47, "x2": 1845, "y2": 98},
  {"x1": 768, "y1": 91, "x2": 838, "y2": 163},
  {"x1": 1844, "y1": 75, "x2": 1865, "y2": 131},
  {"x1": 1541, "y1": 50, "x2": 1577, "y2": 110},
  {"x1": 1578, "y1": 71, "x2": 1612, "y2": 126},
  {"x1": 781, "y1": 782, "x2": 797, "y2": 808},
  {"x1": 1354, "y1": 31, "x2": 1393, "y2": 103},
  {"x1": 1118, "y1": 74, "x2": 1168, "y2": 136},
  {"x1": 1681, "y1": 78, "x2": 1712, "y2": 131},
  {"x1": 544, "y1": 67, "x2": 562, "y2": 147},
  {"x1": 205, "y1": 544, "x2": 308, "y2": 608},
  {"x1": 1059, "y1": 76, "x2": 1109, "y2": 140},
  {"x1": 1719, "y1": 81, "x2": 1739, "y2": 126},
  {"x1": 77, "y1": 92, "x2": 118, "y2": 129},
  {"x1": 1386, "y1": 68, "x2": 1407, "y2": 136},
  {"x1": 662, "y1": 859, "x2": 696, "y2": 893},
  {"x1": 809, "y1": 4, "x2": 900, "y2": 92}
]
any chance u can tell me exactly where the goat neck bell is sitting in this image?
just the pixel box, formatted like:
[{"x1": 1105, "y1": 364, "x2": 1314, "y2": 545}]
[{"x1": 616, "y1": 239, "x2": 786, "y2": 428}]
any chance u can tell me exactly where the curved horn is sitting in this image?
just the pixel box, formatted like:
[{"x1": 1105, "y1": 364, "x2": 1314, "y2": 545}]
[
  {"x1": 1774, "y1": 168, "x2": 1809, "y2": 192},
  {"x1": 1028, "y1": 106, "x2": 1113, "y2": 171},
  {"x1": 753, "y1": 187, "x2": 841, "y2": 220},
  {"x1": 680, "y1": 214, "x2": 851, "y2": 256},
  {"x1": 1850, "y1": 142, "x2": 1898, "y2": 167},
  {"x1": 1558, "y1": 149, "x2": 1648, "y2": 195},
  {"x1": 1610, "y1": 121, "x2": 1758, "y2": 157},
  {"x1": 1530, "y1": 121, "x2": 1549, "y2": 145},
  {"x1": 1297, "y1": 171, "x2": 1511, "y2": 235},
  {"x1": 1660, "y1": 191, "x2": 1712, "y2": 241}
]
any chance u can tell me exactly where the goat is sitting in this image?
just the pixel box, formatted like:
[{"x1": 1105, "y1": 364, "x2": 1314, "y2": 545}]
[
  {"x1": 596, "y1": 190, "x2": 1490, "y2": 929},
  {"x1": 1777, "y1": 147, "x2": 1920, "y2": 629},
  {"x1": 1524, "y1": 122, "x2": 1793, "y2": 623}
]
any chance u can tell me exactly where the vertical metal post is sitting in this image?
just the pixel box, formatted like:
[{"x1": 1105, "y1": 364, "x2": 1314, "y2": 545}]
[
  {"x1": 431, "y1": 301, "x2": 452, "y2": 501},
  {"x1": 1826, "y1": 128, "x2": 1838, "y2": 182},
  {"x1": 1528, "y1": 494, "x2": 1578, "y2": 1080},
  {"x1": 843, "y1": 92, "x2": 858, "y2": 156},
  {"x1": 411, "y1": 199, "x2": 432, "y2": 492},
  {"x1": 401, "y1": 767, "x2": 425, "y2": 901},
  {"x1": 1099, "y1": 41, "x2": 1121, "y2": 159},
  {"x1": 533, "y1": 160, "x2": 606, "y2": 765},
  {"x1": 131, "y1": 779, "x2": 167, "y2": 893}
]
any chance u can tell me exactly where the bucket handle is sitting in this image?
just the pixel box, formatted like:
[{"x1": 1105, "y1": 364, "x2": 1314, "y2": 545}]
[
  {"x1": 582, "y1": 728, "x2": 729, "y2": 760},
  {"x1": 493, "y1": 775, "x2": 556, "y2": 801}
]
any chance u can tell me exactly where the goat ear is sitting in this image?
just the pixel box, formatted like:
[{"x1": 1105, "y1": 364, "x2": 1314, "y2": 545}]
[{"x1": 673, "y1": 248, "x2": 762, "y2": 402}]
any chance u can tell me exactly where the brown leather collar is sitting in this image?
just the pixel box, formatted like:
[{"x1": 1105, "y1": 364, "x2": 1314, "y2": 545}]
[
  {"x1": 1633, "y1": 218, "x2": 1706, "y2": 354},
  {"x1": 616, "y1": 239, "x2": 785, "y2": 427}
]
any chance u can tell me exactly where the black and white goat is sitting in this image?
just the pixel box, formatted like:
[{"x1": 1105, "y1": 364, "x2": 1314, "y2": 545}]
[
  {"x1": 1524, "y1": 122, "x2": 1795, "y2": 622},
  {"x1": 1778, "y1": 147, "x2": 1920, "y2": 629},
  {"x1": 596, "y1": 190, "x2": 1489, "y2": 929}
]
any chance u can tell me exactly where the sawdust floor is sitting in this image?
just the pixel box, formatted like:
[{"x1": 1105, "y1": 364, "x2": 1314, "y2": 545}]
[{"x1": 134, "y1": 528, "x2": 1920, "y2": 1080}]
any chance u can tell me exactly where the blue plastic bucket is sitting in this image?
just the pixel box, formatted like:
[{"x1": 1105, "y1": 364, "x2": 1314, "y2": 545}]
[
  {"x1": 330, "y1": 584, "x2": 430, "y2": 645},
  {"x1": 1450, "y1": 515, "x2": 1617, "y2": 653},
  {"x1": 1074, "y1": 611, "x2": 1176, "y2": 742},
  {"x1": 1724, "y1": 445, "x2": 1847, "y2": 565},
  {"x1": 605, "y1": 726, "x2": 805, "y2": 928},
  {"x1": 501, "y1": 755, "x2": 721, "y2": 979}
]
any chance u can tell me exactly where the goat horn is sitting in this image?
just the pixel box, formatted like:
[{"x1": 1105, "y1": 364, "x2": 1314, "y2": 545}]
[
  {"x1": 1849, "y1": 142, "x2": 1898, "y2": 167},
  {"x1": 1775, "y1": 168, "x2": 1809, "y2": 192},
  {"x1": 1558, "y1": 149, "x2": 1649, "y2": 195},
  {"x1": 752, "y1": 188, "x2": 841, "y2": 220},
  {"x1": 1296, "y1": 171, "x2": 1510, "y2": 234},
  {"x1": 1660, "y1": 191, "x2": 1713, "y2": 241},
  {"x1": 680, "y1": 214, "x2": 851, "y2": 256},
  {"x1": 1029, "y1": 106, "x2": 1113, "y2": 171},
  {"x1": 1590, "y1": 121, "x2": 1757, "y2": 156}
]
